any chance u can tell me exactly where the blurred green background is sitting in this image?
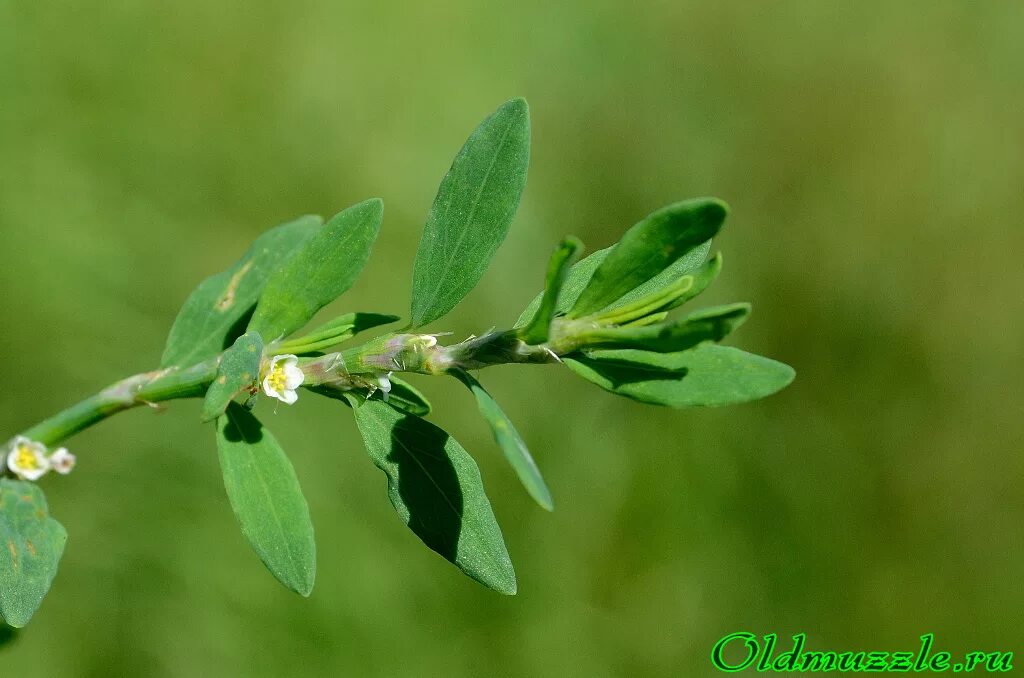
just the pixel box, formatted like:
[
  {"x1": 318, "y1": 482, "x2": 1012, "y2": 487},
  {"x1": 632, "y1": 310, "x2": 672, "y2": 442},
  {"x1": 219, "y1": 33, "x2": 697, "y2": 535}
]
[{"x1": 2, "y1": 2, "x2": 1022, "y2": 675}]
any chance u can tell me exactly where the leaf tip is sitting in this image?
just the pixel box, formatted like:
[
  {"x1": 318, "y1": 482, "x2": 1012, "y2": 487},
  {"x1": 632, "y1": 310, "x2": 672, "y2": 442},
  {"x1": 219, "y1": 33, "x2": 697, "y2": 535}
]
[{"x1": 504, "y1": 96, "x2": 529, "y2": 115}]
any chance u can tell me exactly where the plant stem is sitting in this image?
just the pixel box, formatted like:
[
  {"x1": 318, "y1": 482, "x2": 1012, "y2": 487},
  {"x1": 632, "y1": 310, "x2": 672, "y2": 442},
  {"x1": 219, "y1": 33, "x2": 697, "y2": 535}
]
[
  {"x1": 19, "y1": 359, "x2": 219, "y2": 447},
  {"x1": 12, "y1": 329, "x2": 563, "y2": 449}
]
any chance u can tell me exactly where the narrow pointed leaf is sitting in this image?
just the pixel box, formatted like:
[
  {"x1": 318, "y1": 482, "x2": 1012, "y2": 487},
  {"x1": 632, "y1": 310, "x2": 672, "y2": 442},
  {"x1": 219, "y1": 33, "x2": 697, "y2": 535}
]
[
  {"x1": 301, "y1": 312, "x2": 400, "y2": 344},
  {"x1": 347, "y1": 397, "x2": 516, "y2": 594},
  {"x1": 581, "y1": 303, "x2": 750, "y2": 352},
  {"x1": 248, "y1": 199, "x2": 383, "y2": 341},
  {"x1": 565, "y1": 344, "x2": 795, "y2": 407},
  {"x1": 520, "y1": 237, "x2": 582, "y2": 345},
  {"x1": 660, "y1": 252, "x2": 722, "y2": 312},
  {"x1": 452, "y1": 370, "x2": 553, "y2": 511},
  {"x1": 0, "y1": 480, "x2": 67, "y2": 627},
  {"x1": 216, "y1": 404, "x2": 316, "y2": 596},
  {"x1": 514, "y1": 240, "x2": 710, "y2": 328},
  {"x1": 410, "y1": 98, "x2": 531, "y2": 327},
  {"x1": 161, "y1": 215, "x2": 322, "y2": 368},
  {"x1": 201, "y1": 331, "x2": 263, "y2": 423},
  {"x1": 569, "y1": 198, "x2": 727, "y2": 318}
]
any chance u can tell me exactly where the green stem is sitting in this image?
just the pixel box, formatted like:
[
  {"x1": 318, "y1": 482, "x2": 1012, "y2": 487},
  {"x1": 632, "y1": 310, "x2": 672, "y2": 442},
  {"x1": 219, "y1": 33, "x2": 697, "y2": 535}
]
[
  {"x1": 12, "y1": 327, "x2": 567, "y2": 450},
  {"x1": 20, "y1": 359, "x2": 218, "y2": 447}
]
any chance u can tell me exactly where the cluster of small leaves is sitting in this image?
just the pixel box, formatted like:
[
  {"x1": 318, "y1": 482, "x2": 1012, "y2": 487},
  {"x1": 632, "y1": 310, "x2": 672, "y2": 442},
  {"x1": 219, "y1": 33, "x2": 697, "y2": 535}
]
[{"x1": 0, "y1": 98, "x2": 793, "y2": 627}]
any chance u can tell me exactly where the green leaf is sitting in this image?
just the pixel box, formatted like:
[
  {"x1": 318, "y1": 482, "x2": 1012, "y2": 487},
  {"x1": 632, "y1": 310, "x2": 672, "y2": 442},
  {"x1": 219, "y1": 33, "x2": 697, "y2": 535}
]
[
  {"x1": 161, "y1": 215, "x2": 322, "y2": 368},
  {"x1": 660, "y1": 252, "x2": 722, "y2": 312},
  {"x1": 216, "y1": 403, "x2": 316, "y2": 596},
  {"x1": 308, "y1": 375, "x2": 432, "y2": 417},
  {"x1": 301, "y1": 312, "x2": 400, "y2": 344},
  {"x1": 514, "y1": 240, "x2": 711, "y2": 328},
  {"x1": 201, "y1": 331, "x2": 263, "y2": 423},
  {"x1": 569, "y1": 198, "x2": 727, "y2": 318},
  {"x1": 347, "y1": 397, "x2": 516, "y2": 594},
  {"x1": 520, "y1": 237, "x2": 582, "y2": 345},
  {"x1": 410, "y1": 98, "x2": 531, "y2": 328},
  {"x1": 0, "y1": 479, "x2": 67, "y2": 628},
  {"x1": 451, "y1": 370, "x2": 553, "y2": 511},
  {"x1": 385, "y1": 376, "x2": 432, "y2": 417},
  {"x1": 248, "y1": 199, "x2": 383, "y2": 341},
  {"x1": 276, "y1": 312, "x2": 399, "y2": 355},
  {"x1": 565, "y1": 344, "x2": 795, "y2": 407},
  {"x1": 581, "y1": 303, "x2": 750, "y2": 352}
]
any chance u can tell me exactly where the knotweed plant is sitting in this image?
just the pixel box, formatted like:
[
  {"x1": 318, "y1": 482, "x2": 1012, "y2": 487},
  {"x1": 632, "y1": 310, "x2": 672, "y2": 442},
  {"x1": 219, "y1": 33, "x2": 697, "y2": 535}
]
[{"x1": 0, "y1": 99, "x2": 794, "y2": 628}]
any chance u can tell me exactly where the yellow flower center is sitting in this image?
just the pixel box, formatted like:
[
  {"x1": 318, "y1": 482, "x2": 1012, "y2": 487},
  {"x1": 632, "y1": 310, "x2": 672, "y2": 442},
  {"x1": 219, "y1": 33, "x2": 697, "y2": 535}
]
[
  {"x1": 267, "y1": 366, "x2": 288, "y2": 392},
  {"x1": 14, "y1": 446, "x2": 41, "y2": 471}
]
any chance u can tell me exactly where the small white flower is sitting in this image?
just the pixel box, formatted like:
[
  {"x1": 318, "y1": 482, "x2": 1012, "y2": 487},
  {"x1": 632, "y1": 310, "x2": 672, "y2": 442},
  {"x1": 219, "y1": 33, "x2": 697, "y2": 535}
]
[
  {"x1": 377, "y1": 372, "x2": 393, "y2": 402},
  {"x1": 6, "y1": 436, "x2": 51, "y2": 481},
  {"x1": 263, "y1": 354, "x2": 305, "y2": 405},
  {"x1": 50, "y1": 447, "x2": 77, "y2": 475}
]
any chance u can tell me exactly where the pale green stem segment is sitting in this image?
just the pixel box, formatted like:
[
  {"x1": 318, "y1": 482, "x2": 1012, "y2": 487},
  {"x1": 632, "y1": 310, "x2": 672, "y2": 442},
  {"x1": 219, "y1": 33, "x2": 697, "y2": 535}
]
[
  {"x1": 20, "y1": 360, "x2": 219, "y2": 447},
  {"x1": 15, "y1": 331, "x2": 557, "y2": 449},
  {"x1": 16, "y1": 301, "x2": 692, "y2": 449}
]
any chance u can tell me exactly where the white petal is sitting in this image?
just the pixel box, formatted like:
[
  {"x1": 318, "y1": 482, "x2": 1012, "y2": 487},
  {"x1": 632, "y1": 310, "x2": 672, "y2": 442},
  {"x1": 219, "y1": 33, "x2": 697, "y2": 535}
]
[
  {"x1": 280, "y1": 354, "x2": 299, "y2": 367},
  {"x1": 21, "y1": 466, "x2": 48, "y2": 481},
  {"x1": 279, "y1": 388, "x2": 299, "y2": 405},
  {"x1": 377, "y1": 373, "x2": 393, "y2": 402},
  {"x1": 51, "y1": 448, "x2": 76, "y2": 475},
  {"x1": 283, "y1": 364, "x2": 305, "y2": 389},
  {"x1": 6, "y1": 449, "x2": 20, "y2": 475},
  {"x1": 7, "y1": 435, "x2": 30, "y2": 451},
  {"x1": 262, "y1": 376, "x2": 282, "y2": 399}
]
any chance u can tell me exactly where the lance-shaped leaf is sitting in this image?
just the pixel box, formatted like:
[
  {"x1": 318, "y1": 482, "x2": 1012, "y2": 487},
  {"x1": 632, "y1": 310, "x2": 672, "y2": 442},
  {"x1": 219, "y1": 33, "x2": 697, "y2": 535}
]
[
  {"x1": 410, "y1": 98, "x2": 531, "y2": 328},
  {"x1": 659, "y1": 252, "x2": 722, "y2": 312},
  {"x1": 201, "y1": 331, "x2": 263, "y2": 423},
  {"x1": 161, "y1": 215, "x2": 322, "y2": 368},
  {"x1": 248, "y1": 199, "x2": 383, "y2": 341},
  {"x1": 520, "y1": 237, "x2": 582, "y2": 345},
  {"x1": 0, "y1": 479, "x2": 67, "y2": 628},
  {"x1": 276, "y1": 312, "x2": 399, "y2": 355},
  {"x1": 580, "y1": 303, "x2": 750, "y2": 353},
  {"x1": 514, "y1": 240, "x2": 711, "y2": 328},
  {"x1": 569, "y1": 198, "x2": 727, "y2": 318},
  {"x1": 451, "y1": 370, "x2": 553, "y2": 511},
  {"x1": 347, "y1": 397, "x2": 517, "y2": 595},
  {"x1": 216, "y1": 403, "x2": 316, "y2": 596},
  {"x1": 565, "y1": 344, "x2": 795, "y2": 407}
]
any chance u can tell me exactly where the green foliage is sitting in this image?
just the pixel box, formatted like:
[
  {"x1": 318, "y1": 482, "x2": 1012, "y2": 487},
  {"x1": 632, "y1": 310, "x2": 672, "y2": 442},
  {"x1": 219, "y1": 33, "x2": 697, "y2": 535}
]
[
  {"x1": 384, "y1": 377, "x2": 433, "y2": 417},
  {"x1": 3, "y1": 96, "x2": 795, "y2": 627},
  {"x1": 216, "y1": 404, "x2": 316, "y2": 596},
  {"x1": 347, "y1": 397, "x2": 517, "y2": 595},
  {"x1": 310, "y1": 376, "x2": 432, "y2": 417},
  {"x1": 451, "y1": 370, "x2": 553, "y2": 511},
  {"x1": 201, "y1": 331, "x2": 263, "y2": 423},
  {"x1": 520, "y1": 237, "x2": 582, "y2": 345},
  {"x1": 568, "y1": 199, "x2": 727, "y2": 318},
  {"x1": 565, "y1": 344, "x2": 795, "y2": 407},
  {"x1": 0, "y1": 480, "x2": 67, "y2": 628},
  {"x1": 161, "y1": 215, "x2": 322, "y2": 368},
  {"x1": 248, "y1": 199, "x2": 383, "y2": 341},
  {"x1": 409, "y1": 99, "x2": 531, "y2": 328},
  {"x1": 514, "y1": 239, "x2": 711, "y2": 328},
  {"x1": 659, "y1": 252, "x2": 723, "y2": 313},
  {"x1": 578, "y1": 303, "x2": 750, "y2": 352}
]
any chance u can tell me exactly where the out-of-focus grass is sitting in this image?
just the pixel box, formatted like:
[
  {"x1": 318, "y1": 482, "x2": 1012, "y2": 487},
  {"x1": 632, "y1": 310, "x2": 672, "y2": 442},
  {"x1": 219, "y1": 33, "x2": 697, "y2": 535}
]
[{"x1": 2, "y1": 2, "x2": 1022, "y2": 676}]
